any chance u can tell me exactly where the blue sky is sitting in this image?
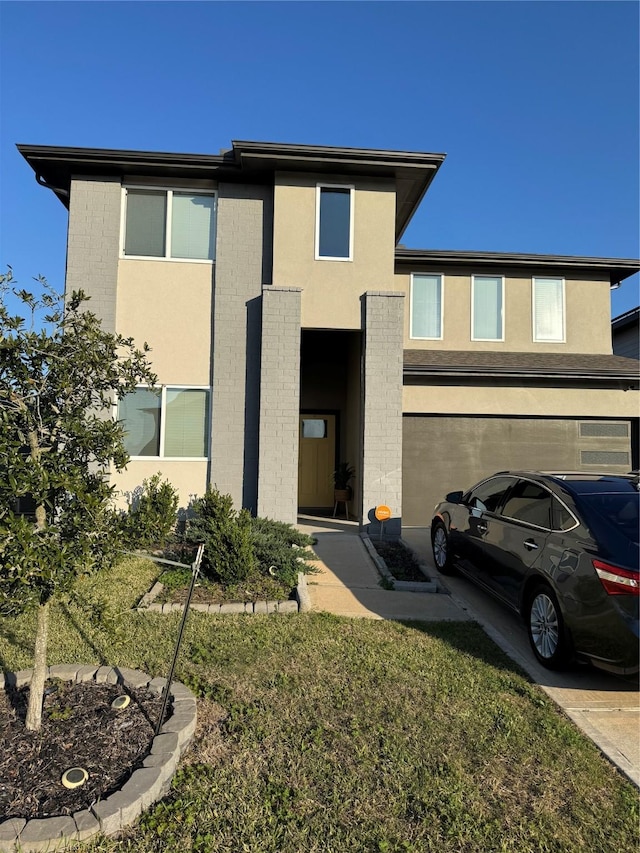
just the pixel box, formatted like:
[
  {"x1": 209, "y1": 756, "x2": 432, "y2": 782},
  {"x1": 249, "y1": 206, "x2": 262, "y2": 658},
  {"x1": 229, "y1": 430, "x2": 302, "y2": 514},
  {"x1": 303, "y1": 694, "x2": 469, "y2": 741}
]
[{"x1": 1, "y1": 1, "x2": 638, "y2": 318}]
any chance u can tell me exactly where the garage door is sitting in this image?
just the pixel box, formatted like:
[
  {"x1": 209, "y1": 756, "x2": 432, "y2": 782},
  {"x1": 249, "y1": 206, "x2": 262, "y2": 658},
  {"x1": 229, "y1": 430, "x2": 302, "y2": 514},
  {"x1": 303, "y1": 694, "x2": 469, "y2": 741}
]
[{"x1": 402, "y1": 415, "x2": 634, "y2": 527}]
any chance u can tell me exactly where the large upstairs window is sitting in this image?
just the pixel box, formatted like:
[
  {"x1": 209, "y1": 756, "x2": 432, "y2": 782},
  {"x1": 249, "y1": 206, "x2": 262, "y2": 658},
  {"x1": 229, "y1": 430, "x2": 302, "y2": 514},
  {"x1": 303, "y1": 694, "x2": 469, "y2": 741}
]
[
  {"x1": 123, "y1": 188, "x2": 216, "y2": 261},
  {"x1": 315, "y1": 184, "x2": 353, "y2": 260},
  {"x1": 119, "y1": 386, "x2": 210, "y2": 458},
  {"x1": 472, "y1": 275, "x2": 504, "y2": 341},
  {"x1": 410, "y1": 273, "x2": 443, "y2": 339},
  {"x1": 533, "y1": 277, "x2": 565, "y2": 342}
]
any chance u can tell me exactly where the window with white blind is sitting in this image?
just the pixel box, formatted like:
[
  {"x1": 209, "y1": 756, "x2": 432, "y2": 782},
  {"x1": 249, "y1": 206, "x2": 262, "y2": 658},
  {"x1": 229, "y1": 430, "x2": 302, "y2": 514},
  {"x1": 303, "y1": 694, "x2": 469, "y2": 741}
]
[
  {"x1": 533, "y1": 277, "x2": 565, "y2": 342},
  {"x1": 472, "y1": 275, "x2": 504, "y2": 341},
  {"x1": 119, "y1": 386, "x2": 210, "y2": 458},
  {"x1": 410, "y1": 273, "x2": 443, "y2": 339},
  {"x1": 123, "y1": 188, "x2": 216, "y2": 261}
]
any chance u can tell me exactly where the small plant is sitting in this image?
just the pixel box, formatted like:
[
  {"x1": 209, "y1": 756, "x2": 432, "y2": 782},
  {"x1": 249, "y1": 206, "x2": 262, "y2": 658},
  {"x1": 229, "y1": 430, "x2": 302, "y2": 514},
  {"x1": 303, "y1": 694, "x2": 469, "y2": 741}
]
[
  {"x1": 120, "y1": 474, "x2": 179, "y2": 549},
  {"x1": 333, "y1": 462, "x2": 355, "y2": 491},
  {"x1": 186, "y1": 487, "x2": 256, "y2": 585}
]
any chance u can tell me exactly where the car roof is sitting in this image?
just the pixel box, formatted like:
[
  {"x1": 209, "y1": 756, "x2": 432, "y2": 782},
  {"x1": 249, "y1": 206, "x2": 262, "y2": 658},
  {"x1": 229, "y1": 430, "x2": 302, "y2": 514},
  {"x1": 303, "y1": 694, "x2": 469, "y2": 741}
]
[{"x1": 492, "y1": 471, "x2": 639, "y2": 495}]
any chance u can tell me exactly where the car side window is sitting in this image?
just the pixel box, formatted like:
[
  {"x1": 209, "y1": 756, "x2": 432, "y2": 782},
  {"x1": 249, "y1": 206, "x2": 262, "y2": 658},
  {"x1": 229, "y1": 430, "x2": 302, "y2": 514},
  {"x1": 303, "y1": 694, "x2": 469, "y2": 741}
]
[
  {"x1": 501, "y1": 480, "x2": 552, "y2": 529},
  {"x1": 466, "y1": 477, "x2": 514, "y2": 514},
  {"x1": 552, "y1": 497, "x2": 577, "y2": 532}
]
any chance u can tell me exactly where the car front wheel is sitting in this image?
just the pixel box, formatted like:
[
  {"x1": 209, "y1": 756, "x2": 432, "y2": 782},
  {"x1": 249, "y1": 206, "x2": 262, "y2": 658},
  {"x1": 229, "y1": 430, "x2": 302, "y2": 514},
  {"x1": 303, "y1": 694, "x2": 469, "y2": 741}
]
[
  {"x1": 431, "y1": 521, "x2": 455, "y2": 575},
  {"x1": 527, "y1": 584, "x2": 570, "y2": 669}
]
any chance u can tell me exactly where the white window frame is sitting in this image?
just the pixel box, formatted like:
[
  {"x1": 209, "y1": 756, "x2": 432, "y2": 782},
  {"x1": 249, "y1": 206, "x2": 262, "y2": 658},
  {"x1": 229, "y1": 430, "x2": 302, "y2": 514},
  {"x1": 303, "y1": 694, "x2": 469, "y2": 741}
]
[
  {"x1": 120, "y1": 186, "x2": 217, "y2": 263},
  {"x1": 315, "y1": 183, "x2": 354, "y2": 261},
  {"x1": 410, "y1": 272, "x2": 444, "y2": 340},
  {"x1": 532, "y1": 276, "x2": 566, "y2": 343},
  {"x1": 122, "y1": 384, "x2": 211, "y2": 460},
  {"x1": 471, "y1": 274, "x2": 505, "y2": 342}
]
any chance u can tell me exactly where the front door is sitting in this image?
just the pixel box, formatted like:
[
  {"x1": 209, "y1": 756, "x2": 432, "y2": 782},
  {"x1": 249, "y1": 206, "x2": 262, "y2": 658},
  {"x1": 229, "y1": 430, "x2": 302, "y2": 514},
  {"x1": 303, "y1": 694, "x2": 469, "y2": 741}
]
[{"x1": 298, "y1": 414, "x2": 336, "y2": 507}]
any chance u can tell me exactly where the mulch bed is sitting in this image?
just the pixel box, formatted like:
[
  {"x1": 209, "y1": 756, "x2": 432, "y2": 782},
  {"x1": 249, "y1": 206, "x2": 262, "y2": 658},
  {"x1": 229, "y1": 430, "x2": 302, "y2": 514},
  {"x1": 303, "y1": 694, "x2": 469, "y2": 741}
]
[
  {"x1": 0, "y1": 679, "x2": 167, "y2": 820},
  {"x1": 374, "y1": 541, "x2": 431, "y2": 582}
]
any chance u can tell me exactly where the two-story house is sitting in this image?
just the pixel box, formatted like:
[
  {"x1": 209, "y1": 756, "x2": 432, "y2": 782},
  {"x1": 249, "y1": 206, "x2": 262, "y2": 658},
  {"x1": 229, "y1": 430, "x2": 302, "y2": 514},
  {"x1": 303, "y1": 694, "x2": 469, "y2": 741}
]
[{"x1": 18, "y1": 140, "x2": 640, "y2": 533}]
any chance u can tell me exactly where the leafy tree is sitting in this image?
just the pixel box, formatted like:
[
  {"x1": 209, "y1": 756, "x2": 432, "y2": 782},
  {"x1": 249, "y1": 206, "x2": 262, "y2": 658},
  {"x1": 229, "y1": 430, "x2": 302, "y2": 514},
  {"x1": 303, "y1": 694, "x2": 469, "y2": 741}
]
[{"x1": 0, "y1": 268, "x2": 156, "y2": 730}]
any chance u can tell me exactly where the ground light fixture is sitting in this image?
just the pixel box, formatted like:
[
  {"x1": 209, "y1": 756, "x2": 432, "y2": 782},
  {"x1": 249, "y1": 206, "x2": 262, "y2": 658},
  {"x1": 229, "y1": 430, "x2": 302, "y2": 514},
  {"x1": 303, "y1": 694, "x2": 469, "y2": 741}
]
[
  {"x1": 111, "y1": 694, "x2": 131, "y2": 710},
  {"x1": 61, "y1": 767, "x2": 88, "y2": 789}
]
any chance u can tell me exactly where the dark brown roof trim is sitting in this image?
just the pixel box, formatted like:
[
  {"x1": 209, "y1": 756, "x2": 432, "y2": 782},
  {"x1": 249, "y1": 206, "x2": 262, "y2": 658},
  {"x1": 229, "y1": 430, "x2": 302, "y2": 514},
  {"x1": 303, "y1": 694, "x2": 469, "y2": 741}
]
[
  {"x1": 403, "y1": 349, "x2": 640, "y2": 381},
  {"x1": 395, "y1": 248, "x2": 640, "y2": 285},
  {"x1": 17, "y1": 141, "x2": 446, "y2": 238}
]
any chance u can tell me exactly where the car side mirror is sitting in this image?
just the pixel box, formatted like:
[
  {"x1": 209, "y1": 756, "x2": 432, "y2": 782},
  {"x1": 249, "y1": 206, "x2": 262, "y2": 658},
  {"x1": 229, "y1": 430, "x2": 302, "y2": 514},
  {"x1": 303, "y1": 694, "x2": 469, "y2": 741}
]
[{"x1": 445, "y1": 490, "x2": 464, "y2": 504}]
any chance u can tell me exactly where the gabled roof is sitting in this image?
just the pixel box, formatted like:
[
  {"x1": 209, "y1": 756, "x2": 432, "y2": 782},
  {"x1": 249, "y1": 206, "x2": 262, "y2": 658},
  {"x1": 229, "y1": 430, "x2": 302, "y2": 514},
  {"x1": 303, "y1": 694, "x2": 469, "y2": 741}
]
[
  {"x1": 403, "y1": 350, "x2": 640, "y2": 381},
  {"x1": 395, "y1": 249, "x2": 640, "y2": 286},
  {"x1": 17, "y1": 140, "x2": 446, "y2": 241}
]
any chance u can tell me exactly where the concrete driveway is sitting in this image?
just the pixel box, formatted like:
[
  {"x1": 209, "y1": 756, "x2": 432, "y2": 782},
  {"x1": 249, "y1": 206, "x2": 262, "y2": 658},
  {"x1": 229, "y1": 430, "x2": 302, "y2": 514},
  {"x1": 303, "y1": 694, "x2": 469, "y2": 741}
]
[{"x1": 402, "y1": 528, "x2": 640, "y2": 789}]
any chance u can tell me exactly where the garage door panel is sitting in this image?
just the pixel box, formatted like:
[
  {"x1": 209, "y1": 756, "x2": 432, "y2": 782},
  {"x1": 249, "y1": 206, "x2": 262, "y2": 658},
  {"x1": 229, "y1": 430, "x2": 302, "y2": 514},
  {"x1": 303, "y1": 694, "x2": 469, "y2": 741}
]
[{"x1": 402, "y1": 416, "x2": 632, "y2": 527}]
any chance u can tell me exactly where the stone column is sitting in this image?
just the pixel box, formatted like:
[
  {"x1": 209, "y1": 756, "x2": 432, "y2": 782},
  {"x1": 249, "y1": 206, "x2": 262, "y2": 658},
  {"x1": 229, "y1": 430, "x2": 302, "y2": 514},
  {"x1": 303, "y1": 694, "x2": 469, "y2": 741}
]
[
  {"x1": 360, "y1": 291, "x2": 405, "y2": 537},
  {"x1": 257, "y1": 287, "x2": 302, "y2": 523}
]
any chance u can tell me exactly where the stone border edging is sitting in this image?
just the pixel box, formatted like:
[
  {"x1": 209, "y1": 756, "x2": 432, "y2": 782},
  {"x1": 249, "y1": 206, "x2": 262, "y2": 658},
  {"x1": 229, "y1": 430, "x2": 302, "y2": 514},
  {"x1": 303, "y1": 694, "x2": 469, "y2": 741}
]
[
  {"x1": 0, "y1": 665, "x2": 196, "y2": 853},
  {"x1": 136, "y1": 581, "x2": 301, "y2": 615},
  {"x1": 361, "y1": 535, "x2": 440, "y2": 593}
]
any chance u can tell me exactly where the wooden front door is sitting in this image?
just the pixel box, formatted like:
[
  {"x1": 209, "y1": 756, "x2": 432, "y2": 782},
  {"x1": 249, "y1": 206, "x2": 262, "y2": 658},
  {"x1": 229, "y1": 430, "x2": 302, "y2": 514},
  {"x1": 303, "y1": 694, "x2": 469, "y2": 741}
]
[{"x1": 298, "y1": 414, "x2": 336, "y2": 507}]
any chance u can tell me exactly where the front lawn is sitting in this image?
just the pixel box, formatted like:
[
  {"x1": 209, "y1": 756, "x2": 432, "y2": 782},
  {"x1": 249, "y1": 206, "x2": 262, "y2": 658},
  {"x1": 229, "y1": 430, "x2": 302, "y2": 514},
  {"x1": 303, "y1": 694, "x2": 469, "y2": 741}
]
[{"x1": 0, "y1": 557, "x2": 637, "y2": 853}]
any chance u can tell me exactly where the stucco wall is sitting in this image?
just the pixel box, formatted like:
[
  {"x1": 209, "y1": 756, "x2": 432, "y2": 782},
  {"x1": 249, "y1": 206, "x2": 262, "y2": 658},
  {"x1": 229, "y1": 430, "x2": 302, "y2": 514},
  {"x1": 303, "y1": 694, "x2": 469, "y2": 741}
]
[
  {"x1": 272, "y1": 173, "x2": 397, "y2": 329},
  {"x1": 395, "y1": 268, "x2": 613, "y2": 354}
]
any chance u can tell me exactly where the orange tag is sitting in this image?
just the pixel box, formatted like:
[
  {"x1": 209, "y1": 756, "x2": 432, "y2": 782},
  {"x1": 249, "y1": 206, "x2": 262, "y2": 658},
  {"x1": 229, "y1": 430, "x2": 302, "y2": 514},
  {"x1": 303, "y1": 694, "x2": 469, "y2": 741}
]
[{"x1": 375, "y1": 505, "x2": 391, "y2": 521}]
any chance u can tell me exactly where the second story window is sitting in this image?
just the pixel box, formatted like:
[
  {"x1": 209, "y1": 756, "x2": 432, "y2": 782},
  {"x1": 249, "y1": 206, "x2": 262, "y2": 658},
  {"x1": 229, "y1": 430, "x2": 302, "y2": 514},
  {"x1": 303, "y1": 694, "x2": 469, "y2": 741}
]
[
  {"x1": 123, "y1": 188, "x2": 216, "y2": 261},
  {"x1": 472, "y1": 275, "x2": 504, "y2": 341},
  {"x1": 533, "y1": 277, "x2": 565, "y2": 342},
  {"x1": 410, "y1": 273, "x2": 443, "y2": 339},
  {"x1": 316, "y1": 184, "x2": 353, "y2": 260}
]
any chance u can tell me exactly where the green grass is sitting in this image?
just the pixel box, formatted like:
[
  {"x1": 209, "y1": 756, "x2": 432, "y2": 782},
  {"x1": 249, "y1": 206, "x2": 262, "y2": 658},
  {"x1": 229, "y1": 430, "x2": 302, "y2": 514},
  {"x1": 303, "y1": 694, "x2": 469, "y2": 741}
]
[{"x1": 0, "y1": 557, "x2": 637, "y2": 852}]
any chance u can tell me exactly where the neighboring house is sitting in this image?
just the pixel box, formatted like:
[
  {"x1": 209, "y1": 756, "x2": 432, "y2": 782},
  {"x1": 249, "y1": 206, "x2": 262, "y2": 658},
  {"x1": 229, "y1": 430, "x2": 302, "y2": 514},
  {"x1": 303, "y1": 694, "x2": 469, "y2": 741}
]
[
  {"x1": 612, "y1": 306, "x2": 640, "y2": 360},
  {"x1": 18, "y1": 140, "x2": 640, "y2": 532}
]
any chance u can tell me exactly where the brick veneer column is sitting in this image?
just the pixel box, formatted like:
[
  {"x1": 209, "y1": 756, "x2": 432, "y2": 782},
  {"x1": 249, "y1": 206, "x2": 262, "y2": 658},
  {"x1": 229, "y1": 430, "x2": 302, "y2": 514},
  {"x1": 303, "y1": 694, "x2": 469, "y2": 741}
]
[
  {"x1": 360, "y1": 291, "x2": 405, "y2": 537},
  {"x1": 257, "y1": 287, "x2": 302, "y2": 523},
  {"x1": 65, "y1": 178, "x2": 121, "y2": 332},
  {"x1": 211, "y1": 184, "x2": 271, "y2": 512}
]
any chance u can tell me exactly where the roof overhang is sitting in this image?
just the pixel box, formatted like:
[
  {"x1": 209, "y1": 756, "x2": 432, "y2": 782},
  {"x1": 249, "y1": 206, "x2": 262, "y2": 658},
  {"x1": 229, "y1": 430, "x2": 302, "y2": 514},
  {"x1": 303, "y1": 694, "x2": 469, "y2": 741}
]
[
  {"x1": 395, "y1": 248, "x2": 640, "y2": 286},
  {"x1": 17, "y1": 140, "x2": 446, "y2": 241},
  {"x1": 403, "y1": 350, "x2": 640, "y2": 382}
]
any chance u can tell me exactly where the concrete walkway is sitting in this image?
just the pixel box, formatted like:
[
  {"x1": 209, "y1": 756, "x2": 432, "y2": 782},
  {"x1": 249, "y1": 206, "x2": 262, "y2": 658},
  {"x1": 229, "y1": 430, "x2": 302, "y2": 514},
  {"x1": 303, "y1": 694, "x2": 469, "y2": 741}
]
[
  {"x1": 297, "y1": 516, "x2": 468, "y2": 622},
  {"x1": 296, "y1": 515, "x2": 640, "y2": 790}
]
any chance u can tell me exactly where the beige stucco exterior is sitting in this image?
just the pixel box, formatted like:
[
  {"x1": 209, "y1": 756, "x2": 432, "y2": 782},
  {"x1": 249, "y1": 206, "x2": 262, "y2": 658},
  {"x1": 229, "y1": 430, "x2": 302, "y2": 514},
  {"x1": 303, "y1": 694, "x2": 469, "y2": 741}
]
[
  {"x1": 403, "y1": 383, "x2": 639, "y2": 417},
  {"x1": 115, "y1": 259, "x2": 214, "y2": 384},
  {"x1": 272, "y1": 173, "x2": 397, "y2": 329},
  {"x1": 395, "y1": 269, "x2": 613, "y2": 353},
  {"x1": 110, "y1": 460, "x2": 209, "y2": 510}
]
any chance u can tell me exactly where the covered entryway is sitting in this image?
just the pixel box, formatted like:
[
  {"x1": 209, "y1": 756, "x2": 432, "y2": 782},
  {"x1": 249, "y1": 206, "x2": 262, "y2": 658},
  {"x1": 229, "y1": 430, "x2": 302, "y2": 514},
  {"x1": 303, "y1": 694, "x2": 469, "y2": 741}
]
[{"x1": 298, "y1": 329, "x2": 361, "y2": 515}]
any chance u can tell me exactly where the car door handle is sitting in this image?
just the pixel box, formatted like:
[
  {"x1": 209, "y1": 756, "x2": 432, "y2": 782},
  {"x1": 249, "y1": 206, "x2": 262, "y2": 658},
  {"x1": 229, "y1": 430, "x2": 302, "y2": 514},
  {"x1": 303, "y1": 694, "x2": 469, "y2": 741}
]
[
  {"x1": 524, "y1": 539, "x2": 539, "y2": 551},
  {"x1": 476, "y1": 523, "x2": 488, "y2": 533}
]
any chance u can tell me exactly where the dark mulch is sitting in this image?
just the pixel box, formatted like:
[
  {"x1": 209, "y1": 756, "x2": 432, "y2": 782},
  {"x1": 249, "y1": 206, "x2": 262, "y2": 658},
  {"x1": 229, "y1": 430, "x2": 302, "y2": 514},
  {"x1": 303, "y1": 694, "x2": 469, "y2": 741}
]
[
  {"x1": 374, "y1": 540, "x2": 431, "y2": 582},
  {"x1": 0, "y1": 679, "x2": 167, "y2": 820}
]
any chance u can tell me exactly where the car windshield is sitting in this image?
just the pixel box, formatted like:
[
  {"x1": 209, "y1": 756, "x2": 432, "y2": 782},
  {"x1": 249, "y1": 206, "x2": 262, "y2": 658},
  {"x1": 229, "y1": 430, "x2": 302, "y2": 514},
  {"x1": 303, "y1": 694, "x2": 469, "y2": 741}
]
[{"x1": 579, "y1": 492, "x2": 640, "y2": 543}]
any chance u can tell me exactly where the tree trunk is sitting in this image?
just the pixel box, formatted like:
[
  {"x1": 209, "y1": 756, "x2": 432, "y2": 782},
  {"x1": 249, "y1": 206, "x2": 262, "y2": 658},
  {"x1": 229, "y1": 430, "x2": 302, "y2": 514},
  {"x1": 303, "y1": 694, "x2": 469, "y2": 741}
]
[{"x1": 25, "y1": 600, "x2": 50, "y2": 732}]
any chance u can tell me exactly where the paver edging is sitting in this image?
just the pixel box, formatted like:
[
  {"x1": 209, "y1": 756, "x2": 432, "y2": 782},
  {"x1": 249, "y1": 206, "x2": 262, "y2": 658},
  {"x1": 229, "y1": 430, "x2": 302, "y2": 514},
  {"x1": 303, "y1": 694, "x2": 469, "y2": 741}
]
[
  {"x1": 361, "y1": 534, "x2": 440, "y2": 593},
  {"x1": 0, "y1": 666, "x2": 196, "y2": 852},
  {"x1": 136, "y1": 580, "x2": 303, "y2": 615}
]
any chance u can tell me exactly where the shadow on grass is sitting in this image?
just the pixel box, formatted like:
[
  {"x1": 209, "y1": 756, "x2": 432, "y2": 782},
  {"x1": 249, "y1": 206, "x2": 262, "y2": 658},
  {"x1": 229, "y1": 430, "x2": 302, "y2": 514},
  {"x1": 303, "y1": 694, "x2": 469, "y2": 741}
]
[{"x1": 58, "y1": 603, "x2": 110, "y2": 667}]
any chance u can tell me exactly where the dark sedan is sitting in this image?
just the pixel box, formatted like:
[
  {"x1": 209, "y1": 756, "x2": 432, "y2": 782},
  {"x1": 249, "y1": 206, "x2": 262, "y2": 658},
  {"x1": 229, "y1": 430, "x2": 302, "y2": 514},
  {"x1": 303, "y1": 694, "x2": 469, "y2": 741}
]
[{"x1": 431, "y1": 472, "x2": 639, "y2": 675}]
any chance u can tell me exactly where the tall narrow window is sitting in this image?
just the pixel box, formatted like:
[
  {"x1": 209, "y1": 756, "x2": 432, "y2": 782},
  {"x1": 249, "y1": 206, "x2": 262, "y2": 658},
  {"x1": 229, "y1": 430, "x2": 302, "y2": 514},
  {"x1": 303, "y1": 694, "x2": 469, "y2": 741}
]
[
  {"x1": 472, "y1": 275, "x2": 504, "y2": 341},
  {"x1": 164, "y1": 388, "x2": 209, "y2": 457},
  {"x1": 119, "y1": 388, "x2": 161, "y2": 457},
  {"x1": 533, "y1": 277, "x2": 565, "y2": 342},
  {"x1": 124, "y1": 191, "x2": 167, "y2": 258},
  {"x1": 411, "y1": 274, "x2": 443, "y2": 339},
  {"x1": 316, "y1": 185, "x2": 353, "y2": 260}
]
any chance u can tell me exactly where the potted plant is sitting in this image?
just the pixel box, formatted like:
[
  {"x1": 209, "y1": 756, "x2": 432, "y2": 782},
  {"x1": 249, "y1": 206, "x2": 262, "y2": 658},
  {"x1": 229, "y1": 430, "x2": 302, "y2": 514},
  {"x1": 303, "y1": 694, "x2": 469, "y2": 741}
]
[{"x1": 333, "y1": 462, "x2": 355, "y2": 502}]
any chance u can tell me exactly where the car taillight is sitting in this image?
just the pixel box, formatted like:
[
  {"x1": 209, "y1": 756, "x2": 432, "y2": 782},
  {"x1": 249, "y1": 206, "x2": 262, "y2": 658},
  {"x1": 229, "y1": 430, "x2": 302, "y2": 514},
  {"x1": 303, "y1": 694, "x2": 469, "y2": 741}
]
[{"x1": 593, "y1": 560, "x2": 640, "y2": 596}]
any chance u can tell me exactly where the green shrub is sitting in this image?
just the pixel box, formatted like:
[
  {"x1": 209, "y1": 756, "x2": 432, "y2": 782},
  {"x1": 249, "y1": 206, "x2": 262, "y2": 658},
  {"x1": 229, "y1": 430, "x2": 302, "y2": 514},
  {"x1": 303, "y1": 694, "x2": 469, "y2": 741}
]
[
  {"x1": 250, "y1": 516, "x2": 315, "y2": 588},
  {"x1": 186, "y1": 487, "x2": 256, "y2": 585},
  {"x1": 120, "y1": 473, "x2": 179, "y2": 549}
]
